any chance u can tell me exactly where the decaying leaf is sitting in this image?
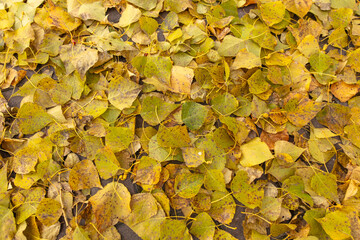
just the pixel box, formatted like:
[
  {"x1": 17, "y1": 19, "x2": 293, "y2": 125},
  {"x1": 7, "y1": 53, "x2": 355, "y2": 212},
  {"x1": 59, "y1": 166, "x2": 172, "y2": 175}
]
[
  {"x1": 69, "y1": 160, "x2": 102, "y2": 191},
  {"x1": 89, "y1": 182, "x2": 131, "y2": 232}
]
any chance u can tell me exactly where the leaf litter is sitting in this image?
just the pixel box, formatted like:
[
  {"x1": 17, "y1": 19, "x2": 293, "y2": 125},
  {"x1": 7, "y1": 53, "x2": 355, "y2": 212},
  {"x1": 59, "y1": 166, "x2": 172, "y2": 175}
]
[{"x1": 0, "y1": 0, "x2": 360, "y2": 239}]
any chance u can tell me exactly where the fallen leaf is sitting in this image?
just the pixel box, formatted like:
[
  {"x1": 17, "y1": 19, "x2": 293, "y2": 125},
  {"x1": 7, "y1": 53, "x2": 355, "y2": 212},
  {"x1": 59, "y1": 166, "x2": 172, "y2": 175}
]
[
  {"x1": 168, "y1": 66, "x2": 194, "y2": 94},
  {"x1": 69, "y1": 160, "x2": 102, "y2": 191},
  {"x1": 89, "y1": 182, "x2": 131, "y2": 232},
  {"x1": 35, "y1": 198, "x2": 62, "y2": 226},
  {"x1": 330, "y1": 81, "x2": 359, "y2": 102},
  {"x1": 108, "y1": 77, "x2": 142, "y2": 110},
  {"x1": 240, "y1": 137, "x2": 273, "y2": 167},
  {"x1": 283, "y1": 0, "x2": 313, "y2": 17}
]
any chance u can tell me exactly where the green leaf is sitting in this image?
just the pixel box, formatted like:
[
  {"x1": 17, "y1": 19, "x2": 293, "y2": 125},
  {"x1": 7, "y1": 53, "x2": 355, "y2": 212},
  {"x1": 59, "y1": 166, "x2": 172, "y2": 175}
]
[
  {"x1": 231, "y1": 170, "x2": 264, "y2": 209},
  {"x1": 108, "y1": 77, "x2": 142, "y2": 111},
  {"x1": 282, "y1": 175, "x2": 313, "y2": 206},
  {"x1": 174, "y1": 172, "x2": 204, "y2": 198},
  {"x1": 181, "y1": 101, "x2": 208, "y2": 130},
  {"x1": 239, "y1": 137, "x2": 273, "y2": 167},
  {"x1": 303, "y1": 209, "x2": 328, "y2": 238},
  {"x1": 309, "y1": 51, "x2": 333, "y2": 73}
]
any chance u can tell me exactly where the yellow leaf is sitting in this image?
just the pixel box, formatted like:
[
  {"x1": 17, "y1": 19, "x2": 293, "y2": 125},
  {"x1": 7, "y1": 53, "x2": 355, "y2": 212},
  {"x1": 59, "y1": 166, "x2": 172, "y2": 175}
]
[
  {"x1": 231, "y1": 48, "x2": 261, "y2": 69},
  {"x1": 283, "y1": 0, "x2": 313, "y2": 18},
  {"x1": 169, "y1": 66, "x2": 194, "y2": 94},
  {"x1": 36, "y1": 198, "x2": 62, "y2": 226},
  {"x1": 69, "y1": 160, "x2": 102, "y2": 191},
  {"x1": 117, "y1": 4, "x2": 141, "y2": 28}
]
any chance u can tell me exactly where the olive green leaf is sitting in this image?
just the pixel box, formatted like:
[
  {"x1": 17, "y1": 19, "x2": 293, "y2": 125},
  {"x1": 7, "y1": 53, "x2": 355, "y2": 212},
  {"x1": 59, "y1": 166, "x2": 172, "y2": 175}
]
[
  {"x1": 94, "y1": 146, "x2": 122, "y2": 180},
  {"x1": 316, "y1": 210, "x2": 352, "y2": 240},
  {"x1": 105, "y1": 127, "x2": 133, "y2": 152},
  {"x1": 17, "y1": 102, "x2": 53, "y2": 135},
  {"x1": 310, "y1": 172, "x2": 339, "y2": 203},
  {"x1": 157, "y1": 125, "x2": 191, "y2": 148},
  {"x1": 211, "y1": 93, "x2": 238, "y2": 116},
  {"x1": 190, "y1": 212, "x2": 215, "y2": 240},
  {"x1": 181, "y1": 101, "x2": 209, "y2": 130},
  {"x1": 208, "y1": 191, "x2": 236, "y2": 224},
  {"x1": 160, "y1": 219, "x2": 192, "y2": 240},
  {"x1": 36, "y1": 198, "x2": 62, "y2": 226},
  {"x1": 231, "y1": 170, "x2": 264, "y2": 209},
  {"x1": 174, "y1": 172, "x2": 204, "y2": 198},
  {"x1": 140, "y1": 96, "x2": 179, "y2": 126}
]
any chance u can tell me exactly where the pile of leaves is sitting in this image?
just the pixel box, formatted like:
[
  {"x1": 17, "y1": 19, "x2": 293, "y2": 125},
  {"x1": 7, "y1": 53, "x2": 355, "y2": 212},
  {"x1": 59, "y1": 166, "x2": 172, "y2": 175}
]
[{"x1": 1, "y1": 0, "x2": 360, "y2": 239}]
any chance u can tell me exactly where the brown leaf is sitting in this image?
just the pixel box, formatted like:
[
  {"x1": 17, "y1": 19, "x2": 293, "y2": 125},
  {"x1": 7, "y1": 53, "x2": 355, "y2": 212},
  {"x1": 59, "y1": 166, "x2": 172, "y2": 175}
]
[
  {"x1": 331, "y1": 81, "x2": 360, "y2": 102},
  {"x1": 260, "y1": 130, "x2": 289, "y2": 150}
]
